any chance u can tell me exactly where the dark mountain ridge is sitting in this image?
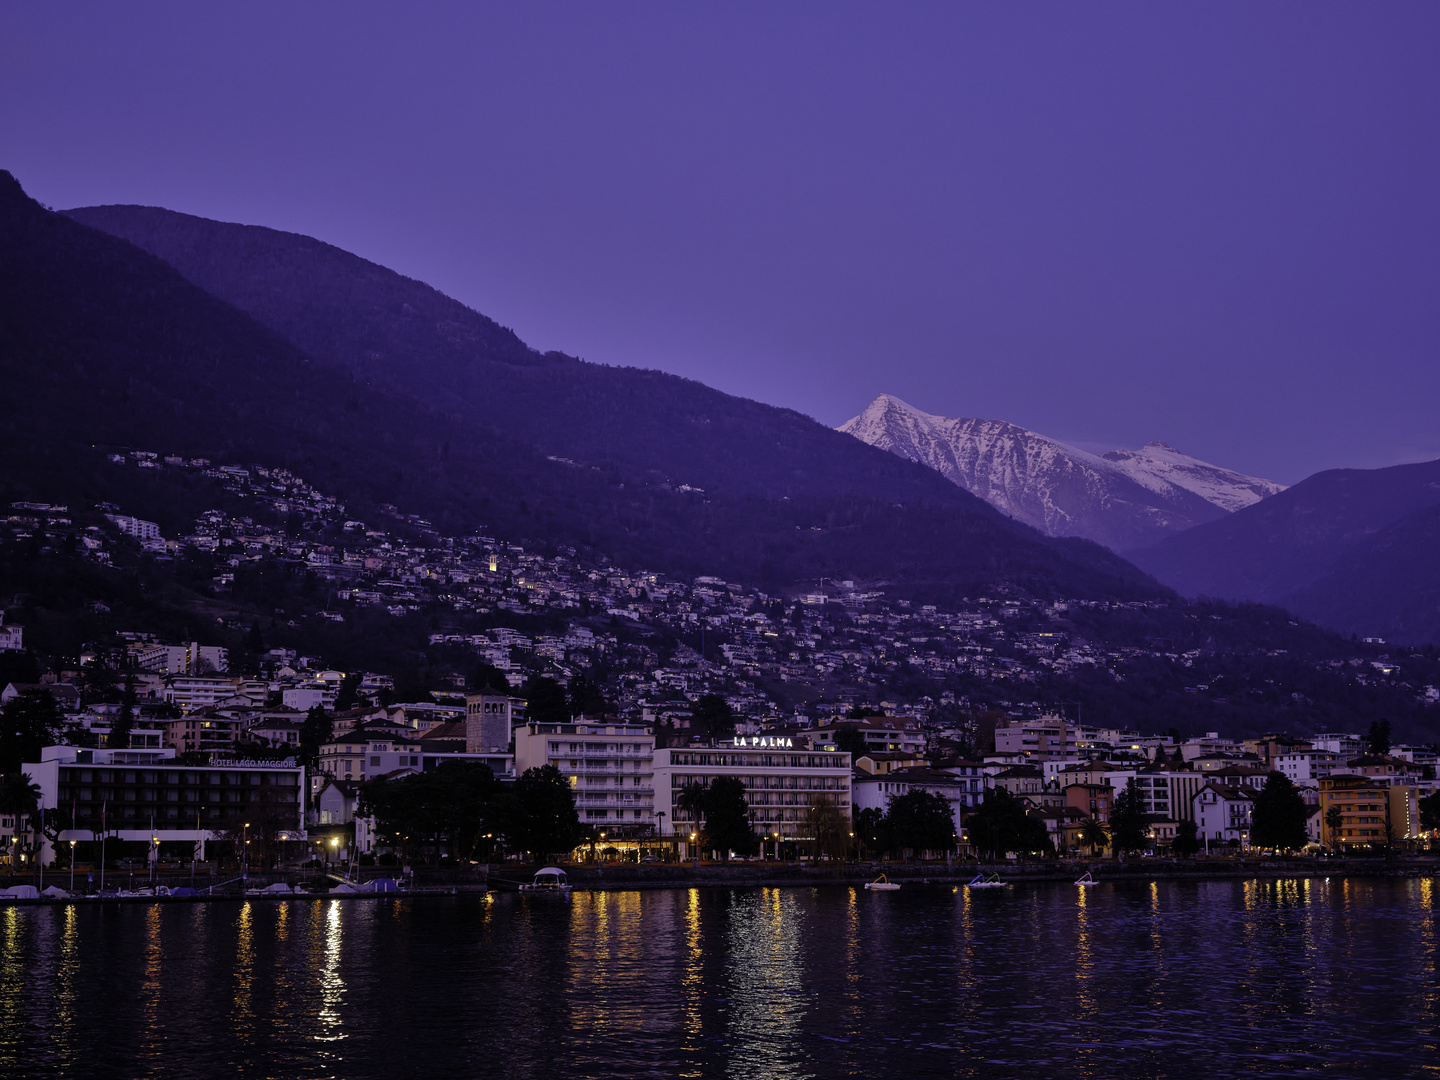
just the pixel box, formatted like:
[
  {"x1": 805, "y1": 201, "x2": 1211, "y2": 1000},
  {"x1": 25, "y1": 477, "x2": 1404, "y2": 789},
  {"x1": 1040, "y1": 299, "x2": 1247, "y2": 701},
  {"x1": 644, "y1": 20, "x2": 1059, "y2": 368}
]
[
  {"x1": 64, "y1": 204, "x2": 1009, "y2": 505},
  {"x1": 1130, "y1": 458, "x2": 1440, "y2": 643},
  {"x1": 0, "y1": 173, "x2": 1156, "y2": 600}
]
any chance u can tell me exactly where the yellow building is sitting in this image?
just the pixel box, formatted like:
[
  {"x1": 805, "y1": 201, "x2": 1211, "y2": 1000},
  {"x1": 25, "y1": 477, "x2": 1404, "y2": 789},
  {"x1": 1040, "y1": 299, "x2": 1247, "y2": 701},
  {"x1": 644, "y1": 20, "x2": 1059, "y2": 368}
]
[{"x1": 1318, "y1": 775, "x2": 1420, "y2": 850}]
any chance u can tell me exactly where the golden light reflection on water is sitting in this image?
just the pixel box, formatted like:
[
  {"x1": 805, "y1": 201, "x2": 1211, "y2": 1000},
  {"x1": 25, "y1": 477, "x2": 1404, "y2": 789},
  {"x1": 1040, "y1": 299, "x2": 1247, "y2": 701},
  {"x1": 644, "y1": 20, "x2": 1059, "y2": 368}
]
[
  {"x1": 1417, "y1": 878, "x2": 1437, "y2": 1041},
  {"x1": 233, "y1": 901, "x2": 255, "y2": 1034},
  {"x1": 565, "y1": 889, "x2": 648, "y2": 1039},
  {"x1": 682, "y1": 887, "x2": 702, "y2": 1039},
  {"x1": 0, "y1": 907, "x2": 22, "y2": 1064},
  {"x1": 55, "y1": 904, "x2": 78, "y2": 1049},
  {"x1": 315, "y1": 899, "x2": 347, "y2": 1045},
  {"x1": 1074, "y1": 880, "x2": 1096, "y2": 1021},
  {"x1": 725, "y1": 887, "x2": 808, "y2": 1080},
  {"x1": 139, "y1": 903, "x2": 165, "y2": 1064}
]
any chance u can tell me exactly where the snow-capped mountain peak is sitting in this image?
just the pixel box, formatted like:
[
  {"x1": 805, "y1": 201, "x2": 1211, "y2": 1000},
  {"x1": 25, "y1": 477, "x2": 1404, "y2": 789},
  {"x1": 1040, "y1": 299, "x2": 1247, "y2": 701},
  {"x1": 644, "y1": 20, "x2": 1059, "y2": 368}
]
[{"x1": 839, "y1": 394, "x2": 1285, "y2": 551}]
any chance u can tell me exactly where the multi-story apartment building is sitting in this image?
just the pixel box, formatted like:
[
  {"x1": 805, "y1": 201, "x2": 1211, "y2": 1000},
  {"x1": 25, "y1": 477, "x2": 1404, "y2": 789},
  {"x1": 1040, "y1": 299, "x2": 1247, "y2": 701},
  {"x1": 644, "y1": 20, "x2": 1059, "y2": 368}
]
[
  {"x1": 1275, "y1": 750, "x2": 1344, "y2": 785},
  {"x1": 1244, "y1": 733, "x2": 1313, "y2": 769},
  {"x1": 163, "y1": 675, "x2": 242, "y2": 711},
  {"x1": 1193, "y1": 784, "x2": 1255, "y2": 845},
  {"x1": 161, "y1": 715, "x2": 241, "y2": 754},
  {"x1": 316, "y1": 731, "x2": 424, "y2": 788},
  {"x1": 652, "y1": 739, "x2": 851, "y2": 845},
  {"x1": 132, "y1": 642, "x2": 229, "y2": 675},
  {"x1": 515, "y1": 721, "x2": 655, "y2": 834},
  {"x1": 994, "y1": 716, "x2": 1068, "y2": 759},
  {"x1": 1318, "y1": 775, "x2": 1421, "y2": 850},
  {"x1": 808, "y1": 717, "x2": 924, "y2": 755},
  {"x1": 23, "y1": 744, "x2": 305, "y2": 864},
  {"x1": 852, "y1": 767, "x2": 970, "y2": 838},
  {"x1": 312, "y1": 726, "x2": 512, "y2": 801},
  {"x1": 1309, "y1": 732, "x2": 1364, "y2": 757},
  {"x1": 1180, "y1": 732, "x2": 1246, "y2": 761},
  {"x1": 1064, "y1": 783, "x2": 1114, "y2": 823}
]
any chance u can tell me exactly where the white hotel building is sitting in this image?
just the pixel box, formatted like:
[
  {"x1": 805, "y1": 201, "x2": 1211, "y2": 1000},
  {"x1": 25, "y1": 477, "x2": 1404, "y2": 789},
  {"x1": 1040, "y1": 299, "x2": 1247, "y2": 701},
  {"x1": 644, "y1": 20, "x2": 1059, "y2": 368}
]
[
  {"x1": 652, "y1": 737, "x2": 852, "y2": 843},
  {"x1": 514, "y1": 721, "x2": 656, "y2": 834}
]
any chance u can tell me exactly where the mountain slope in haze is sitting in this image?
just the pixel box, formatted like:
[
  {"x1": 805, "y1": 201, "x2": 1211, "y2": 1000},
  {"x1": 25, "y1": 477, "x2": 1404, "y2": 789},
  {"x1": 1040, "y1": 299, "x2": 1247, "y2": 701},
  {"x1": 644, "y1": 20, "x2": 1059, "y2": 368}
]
[
  {"x1": 839, "y1": 394, "x2": 1282, "y2": 551},
  {"x1": 1129, "y1": 458, "x2": 1440, "y2": 643},
  {"x1": 0, "y1": 182, "x2": 1161, "y2": 601},
  {"x1": 1283, "y1": 502, "x2": 1440, "y2": 644},
  {"x1": 0, "y1": 171, "x2": 595, "y2": 542},
  {"x1": 65, "y1": 207, "x2": 1021, "y2": 508}
]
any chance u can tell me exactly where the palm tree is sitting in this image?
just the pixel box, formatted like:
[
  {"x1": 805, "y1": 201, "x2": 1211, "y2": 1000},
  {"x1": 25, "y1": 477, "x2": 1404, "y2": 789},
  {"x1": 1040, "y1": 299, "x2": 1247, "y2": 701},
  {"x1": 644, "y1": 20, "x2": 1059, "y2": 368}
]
[
  {"x1": 1324, "y1": 805, "x2": 1344, "y2": 852},
  {"x1": 0, "y1": 774, "x2": 41, "y2": 871},
  {"x1": 1078, "y1": 817, "x2": 1109, "y2": 858},
  {"x1": 676, "y1": 781, "x2": 708, "y2": 829},
  {"x1": 676, "y1": 781, "x2": 708, "y2": 858}
]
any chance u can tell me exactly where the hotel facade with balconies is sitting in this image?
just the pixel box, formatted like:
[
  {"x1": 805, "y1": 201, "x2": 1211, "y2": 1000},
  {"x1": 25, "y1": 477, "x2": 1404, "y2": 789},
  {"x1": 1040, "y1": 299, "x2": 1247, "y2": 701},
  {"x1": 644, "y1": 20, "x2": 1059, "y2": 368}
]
[{"x1": 514, "y1": 722, "x2": 656, "y2": 835}]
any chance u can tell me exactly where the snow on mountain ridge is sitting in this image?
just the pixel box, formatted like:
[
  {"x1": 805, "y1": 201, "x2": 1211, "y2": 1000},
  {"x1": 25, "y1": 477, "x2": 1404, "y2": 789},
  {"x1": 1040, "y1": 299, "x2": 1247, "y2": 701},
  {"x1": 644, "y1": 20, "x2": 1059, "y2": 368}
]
[{"x1": 839, "y1": 394, "x2": 1285, "y2": 551}]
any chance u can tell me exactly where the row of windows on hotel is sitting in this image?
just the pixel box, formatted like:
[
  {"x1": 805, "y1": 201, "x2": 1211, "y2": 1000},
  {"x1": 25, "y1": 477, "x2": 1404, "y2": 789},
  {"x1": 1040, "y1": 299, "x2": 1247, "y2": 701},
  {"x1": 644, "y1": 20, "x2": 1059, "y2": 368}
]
[
  {"x1": 669, "y1": 774, "x2": 849, "y2": 793},
  {"x1": 58, "y1": 768, "x2": 300, "y2": 787},
  {"x1": 548, "y1": 742, "x2": 647, "y2": 754},
  {"x1": 666, "y1": 752, "x2": 848, "y2": 769}
]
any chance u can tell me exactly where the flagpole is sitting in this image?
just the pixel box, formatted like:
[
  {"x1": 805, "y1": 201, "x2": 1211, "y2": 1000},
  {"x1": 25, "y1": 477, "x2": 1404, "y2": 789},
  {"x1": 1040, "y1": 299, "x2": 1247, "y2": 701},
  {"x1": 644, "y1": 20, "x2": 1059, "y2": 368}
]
[{"x1": 100, "y1": 801, "x2": 107, "y2": 895}]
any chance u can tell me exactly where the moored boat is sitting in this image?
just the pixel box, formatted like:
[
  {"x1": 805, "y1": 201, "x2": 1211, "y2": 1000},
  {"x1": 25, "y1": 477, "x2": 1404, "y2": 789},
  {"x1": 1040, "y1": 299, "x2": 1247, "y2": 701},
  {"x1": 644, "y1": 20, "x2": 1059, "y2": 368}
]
[
  {"x1": 965, "y1": 873, "x2": 1009, "y2": 889},
  {"x1": 520, "y1": 867, "x2": 572, "y2": 894},
  {"x1": 864, "y1": 874, "x2": 901, "y2": 891},
  {"x1": 1075, "y1": 871, "x2": 1098, "y2": 886}
]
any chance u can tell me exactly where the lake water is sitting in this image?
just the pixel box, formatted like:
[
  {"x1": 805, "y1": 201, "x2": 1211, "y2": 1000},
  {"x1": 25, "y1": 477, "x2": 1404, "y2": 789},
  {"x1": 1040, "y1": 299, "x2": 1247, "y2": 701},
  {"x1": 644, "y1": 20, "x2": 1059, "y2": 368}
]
[{"x1": 2, "y1": 877, "x2": 1436, "y2": 1079}]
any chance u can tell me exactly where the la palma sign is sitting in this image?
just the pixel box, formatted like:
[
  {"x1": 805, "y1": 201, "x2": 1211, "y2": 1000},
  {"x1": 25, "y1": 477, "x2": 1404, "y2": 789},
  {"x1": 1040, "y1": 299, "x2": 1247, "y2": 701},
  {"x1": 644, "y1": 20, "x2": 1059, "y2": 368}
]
[{"x1": 731, "y1": 736, "x2": 795, "y2": 748}]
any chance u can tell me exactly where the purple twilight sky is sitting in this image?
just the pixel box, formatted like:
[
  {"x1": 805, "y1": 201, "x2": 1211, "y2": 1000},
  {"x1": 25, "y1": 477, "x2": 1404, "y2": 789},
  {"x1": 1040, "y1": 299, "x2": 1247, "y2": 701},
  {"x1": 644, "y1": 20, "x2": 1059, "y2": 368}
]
[{"x1": 4, "y1": 3, "x2": 1439, "y2": 484}]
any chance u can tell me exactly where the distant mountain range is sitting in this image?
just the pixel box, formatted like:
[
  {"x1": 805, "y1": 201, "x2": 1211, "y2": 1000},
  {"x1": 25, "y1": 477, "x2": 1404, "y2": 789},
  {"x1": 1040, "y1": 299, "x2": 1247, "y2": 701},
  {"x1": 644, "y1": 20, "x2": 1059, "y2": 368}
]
[
  {"x1": 0, "y1": 171, "x2": 1161, "y2": 607},
  {"x1": 840, "y1": 394, "x2": 1284, "y2": 552},
  {"x1": 1129, "y1": 459, "x2": 1440, "y2": 644}
]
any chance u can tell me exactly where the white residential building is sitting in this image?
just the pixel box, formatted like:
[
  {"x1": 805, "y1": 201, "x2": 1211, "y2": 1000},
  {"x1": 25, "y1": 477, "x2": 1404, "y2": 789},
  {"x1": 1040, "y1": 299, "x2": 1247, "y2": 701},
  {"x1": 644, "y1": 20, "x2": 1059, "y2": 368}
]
[
  {"x1": 852, "y1": 767, "x2": 972, "y2": 837},
  {"x1": 133, "y1": 642, "x2": 230, "y2": 675},
  {"x1": 1274, "y1": 750, "x2": 1344, "y2": 784},
  {"x1": 516, "y1": 721, "x2": 655, "y2": 833},
  {"x1": 1193, "y1": 784, "x2": 1255, "y2": 846},
  {"x1": 163, "y1": 676, "x2": 242, "y2": 711}
]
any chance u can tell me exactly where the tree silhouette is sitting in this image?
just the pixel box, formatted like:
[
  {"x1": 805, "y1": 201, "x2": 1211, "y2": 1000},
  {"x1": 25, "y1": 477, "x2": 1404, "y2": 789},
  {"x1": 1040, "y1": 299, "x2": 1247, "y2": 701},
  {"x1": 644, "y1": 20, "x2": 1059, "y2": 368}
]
[
  {"x1": 1109, "y1": 780, "x2": 1148, "y2": 856},
  {"x1": 1250, "y1": 772, "x2": 1310, "y2": 852}
]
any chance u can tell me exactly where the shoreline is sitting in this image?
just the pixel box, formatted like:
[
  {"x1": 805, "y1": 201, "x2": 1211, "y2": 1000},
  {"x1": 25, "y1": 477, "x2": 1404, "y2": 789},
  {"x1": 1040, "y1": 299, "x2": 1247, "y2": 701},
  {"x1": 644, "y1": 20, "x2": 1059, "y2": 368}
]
[{"x1": 4, "y1": 856, "x2": 1434, "y2": 904}]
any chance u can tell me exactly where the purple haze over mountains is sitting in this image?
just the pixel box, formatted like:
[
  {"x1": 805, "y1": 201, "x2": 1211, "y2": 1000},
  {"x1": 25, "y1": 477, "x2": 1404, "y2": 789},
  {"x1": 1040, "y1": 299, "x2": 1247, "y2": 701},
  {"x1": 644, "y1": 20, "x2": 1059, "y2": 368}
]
[{"x1": 3, "y1": 3, "x2": 1438, "y2": 485}]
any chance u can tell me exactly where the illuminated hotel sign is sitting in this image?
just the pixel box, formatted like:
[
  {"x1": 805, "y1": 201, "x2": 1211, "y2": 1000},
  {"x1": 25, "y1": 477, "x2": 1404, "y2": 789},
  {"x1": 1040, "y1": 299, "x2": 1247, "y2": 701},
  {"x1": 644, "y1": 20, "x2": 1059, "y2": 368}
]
[{"x1": 731, "y1": 736, "x2": 795, "y2": 748}]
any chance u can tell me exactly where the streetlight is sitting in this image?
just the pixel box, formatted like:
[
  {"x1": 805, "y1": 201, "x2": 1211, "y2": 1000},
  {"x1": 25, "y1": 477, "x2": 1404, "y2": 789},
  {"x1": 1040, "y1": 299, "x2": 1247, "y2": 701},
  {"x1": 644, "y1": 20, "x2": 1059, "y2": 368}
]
[
  {"x1": 241, "y1": 822, "x2": 250, "y2": 879},
  {"x1": 69, "y1": 840, "x2": 76, "y2": 893}
]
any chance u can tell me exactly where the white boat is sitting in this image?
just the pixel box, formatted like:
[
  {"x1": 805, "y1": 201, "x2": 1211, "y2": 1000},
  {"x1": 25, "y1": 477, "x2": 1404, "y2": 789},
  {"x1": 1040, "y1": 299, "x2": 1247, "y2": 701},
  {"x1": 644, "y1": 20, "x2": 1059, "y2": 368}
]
[
  {"x1": 1075, "y1": 871, "x2": 1099, "y2": 887},
  {"x1": 965, "y1": 873, "x2": 1009, "y2": 889},
  {"x1": 520, "y1": 867, "x2": 572, "y2": 894},
  {"x1": 864, "y1": 874, "x2": 901, "y2": 891}
]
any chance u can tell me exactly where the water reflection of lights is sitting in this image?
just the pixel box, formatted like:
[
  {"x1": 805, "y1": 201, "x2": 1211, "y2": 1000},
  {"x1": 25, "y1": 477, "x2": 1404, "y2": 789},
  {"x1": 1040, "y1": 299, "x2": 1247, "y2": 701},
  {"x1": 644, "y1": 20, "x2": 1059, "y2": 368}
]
[
  {"x1": 315, "y1": 899, "x2": 347, "y2": 1044},
  {"x1": 682, "y1": 888, "x2": 703, "y2": 1046},
  {"x1": 721, "y1": 889, "x2": 809, "y2": 1080},
  {"x1": 566, "y1": 890, "x2": 648, "y2": 1038},
  {"x1": 233, "y1": 902, "x2": 255, "y2": 1032},
  {"x1": 0, "y1": 907, "x2": 22, "y2": 1063},
  {"x1": 140, "y1": 903, "x2": 166, "y2": 1059},
  {"x1": 1073, "y1": 880, "x2": 1096, "y2": 1021},
  {"x1": 1419, "y1": 878, "x2": 1436, "y2": 1023}
]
